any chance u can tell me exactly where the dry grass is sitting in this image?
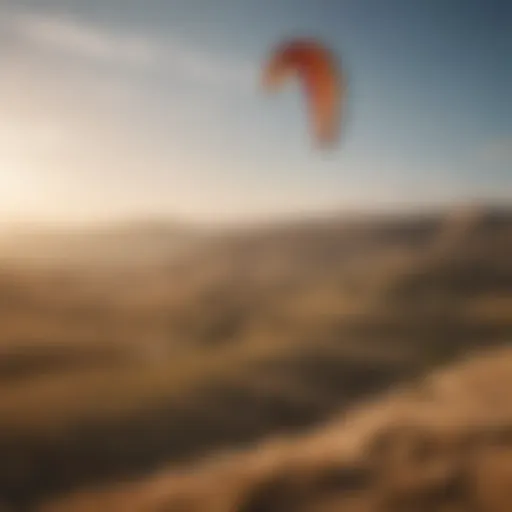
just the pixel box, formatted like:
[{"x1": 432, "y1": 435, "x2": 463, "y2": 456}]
[
  {"x1": 41, "y1": 347, "x2": 512, "y2": 512},
  {"x1": 0, "y1": 207, "x2": 510, "y2": 509}
]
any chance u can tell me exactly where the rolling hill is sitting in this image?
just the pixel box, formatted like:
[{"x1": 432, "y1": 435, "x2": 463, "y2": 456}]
[
  {"x1": 0, "y1": 205, "x2": 510, "y2": 510},
  {"x1": 41, "y1": 346, "x2": 512, "y2": 512}
]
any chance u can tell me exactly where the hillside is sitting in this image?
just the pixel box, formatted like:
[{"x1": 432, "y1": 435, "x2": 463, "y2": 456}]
[
  {"x1": 41, "y1": 346, "x2": 512, "y2": 512},
  {"x1": 0, "y1": 206, "x2": 510, "y2": 509},
  {"x1": 0, "y1": 219, "x2": 205, "y2": 268}
]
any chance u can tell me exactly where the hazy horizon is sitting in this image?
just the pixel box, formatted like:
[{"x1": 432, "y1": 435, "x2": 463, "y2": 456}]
[{"x1": 1, "y1": 199, "x2": 510, "y2": 234}]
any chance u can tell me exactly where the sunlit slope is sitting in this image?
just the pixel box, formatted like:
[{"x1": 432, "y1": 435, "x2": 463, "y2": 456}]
[{"x1": 43, "y1": 347, "x2": 512, "y2": 512}]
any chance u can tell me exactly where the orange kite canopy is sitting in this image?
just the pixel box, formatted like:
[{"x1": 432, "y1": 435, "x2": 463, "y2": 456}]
[{"x1": 262, "y1": 38, "x2": 345, "y2": 149}]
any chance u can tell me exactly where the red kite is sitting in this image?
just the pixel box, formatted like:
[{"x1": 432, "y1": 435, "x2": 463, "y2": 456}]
[{"x1": 262, "y1": 38, "x2": 345, "y2": 148}]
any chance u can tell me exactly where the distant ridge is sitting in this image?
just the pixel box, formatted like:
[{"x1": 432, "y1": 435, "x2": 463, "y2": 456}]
[{"x1": 0, "y1": 203, "x2": 510, "y2": 268}]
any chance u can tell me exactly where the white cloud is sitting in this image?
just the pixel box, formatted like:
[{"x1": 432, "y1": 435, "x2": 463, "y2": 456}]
[
  {"x1": 10, "y1": 13, "x2": 156, "y2": 65},
  {"x1": 7, "y1": 11, "x2": 255, "y2": 91}
]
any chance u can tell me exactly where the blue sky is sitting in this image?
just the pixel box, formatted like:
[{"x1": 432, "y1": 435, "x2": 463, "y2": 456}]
[{"x1": 0, "y1": 0, "x2": 510, "y2": 224}]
